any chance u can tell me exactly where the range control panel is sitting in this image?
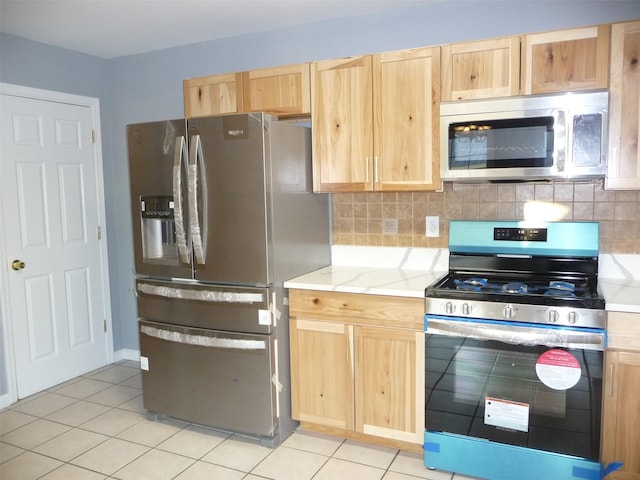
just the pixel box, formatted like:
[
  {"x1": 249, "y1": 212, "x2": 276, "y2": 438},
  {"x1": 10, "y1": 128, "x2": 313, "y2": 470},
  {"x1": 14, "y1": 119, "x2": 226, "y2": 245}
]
[{"x1": 494, "y1": 227, "x2": 548, "y2": 242}]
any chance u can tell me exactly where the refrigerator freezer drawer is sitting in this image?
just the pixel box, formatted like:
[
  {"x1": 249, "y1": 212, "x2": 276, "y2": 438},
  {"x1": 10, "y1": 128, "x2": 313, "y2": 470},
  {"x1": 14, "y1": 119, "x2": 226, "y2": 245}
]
[
  {"x1": 136, "y1": 279, "x2": 273, "y2": 334},
  {"x1": 139, "y1": 320, "x2": 277, "y2": 438}
]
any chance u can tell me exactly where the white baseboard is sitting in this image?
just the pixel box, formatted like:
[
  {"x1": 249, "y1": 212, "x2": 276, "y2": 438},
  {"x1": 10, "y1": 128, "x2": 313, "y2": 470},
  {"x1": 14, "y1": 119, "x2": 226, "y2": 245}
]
[
  {"x1": 0, "y1": 349, "x2": 140, "y2": 409},
  {"x1": 0, "y1": 392, "x2": 17, "y2": 409},
  {"x1": 113, "y1": 348, "x2": 140, "y2": 363}
]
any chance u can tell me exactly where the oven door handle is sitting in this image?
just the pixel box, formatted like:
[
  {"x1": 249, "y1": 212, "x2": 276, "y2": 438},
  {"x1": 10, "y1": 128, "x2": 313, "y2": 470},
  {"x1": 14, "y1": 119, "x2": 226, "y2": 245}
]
[{"x1": 425, "y1": 316, "x2": 605, "y2": 351}]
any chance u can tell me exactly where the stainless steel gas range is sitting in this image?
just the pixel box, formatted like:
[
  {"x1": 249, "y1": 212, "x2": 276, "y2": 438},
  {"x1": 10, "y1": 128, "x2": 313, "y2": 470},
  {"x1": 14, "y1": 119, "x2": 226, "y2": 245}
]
[{"x1": 424, "y1": 221, "x2": 607, "y2": 480}]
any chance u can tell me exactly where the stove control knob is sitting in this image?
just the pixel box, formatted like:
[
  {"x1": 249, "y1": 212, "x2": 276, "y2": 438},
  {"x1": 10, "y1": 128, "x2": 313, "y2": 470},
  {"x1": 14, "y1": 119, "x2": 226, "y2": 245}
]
[
  {"x1": 503, "y1": 305, "x2": 514, "y2": 319},
  {"x1": 549, "y1": 310, "x2": 559, "y2": 323},
  {"x1": 568, "y1": 311, "x2": 578, "y2": 324},
  {"x1": 462, "y1": 303, "x2": 473, "y2": 316},
  {"x1": 445, "y1": 302, "x2": 456, "y2": 314}
]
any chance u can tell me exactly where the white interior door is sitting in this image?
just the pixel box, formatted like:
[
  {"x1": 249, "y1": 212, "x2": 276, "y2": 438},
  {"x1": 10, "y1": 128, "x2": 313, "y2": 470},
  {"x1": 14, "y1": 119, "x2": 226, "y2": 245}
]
[{"x1": 0, "y1": 88, "x2": 112, "y2": 399}]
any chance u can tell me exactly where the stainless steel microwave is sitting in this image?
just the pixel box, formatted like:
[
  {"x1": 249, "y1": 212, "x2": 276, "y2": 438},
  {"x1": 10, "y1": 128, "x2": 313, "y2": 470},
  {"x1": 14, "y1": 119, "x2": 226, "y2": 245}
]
[{"x1": 440, "y1": 90, "x2": 609, "y2": 182}]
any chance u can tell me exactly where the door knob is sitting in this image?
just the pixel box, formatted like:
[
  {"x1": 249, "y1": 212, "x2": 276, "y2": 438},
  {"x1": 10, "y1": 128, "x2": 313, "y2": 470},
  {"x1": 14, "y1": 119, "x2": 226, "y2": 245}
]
[{"x1": 11, "y1": 260, "x2": 25, "y2": 271}]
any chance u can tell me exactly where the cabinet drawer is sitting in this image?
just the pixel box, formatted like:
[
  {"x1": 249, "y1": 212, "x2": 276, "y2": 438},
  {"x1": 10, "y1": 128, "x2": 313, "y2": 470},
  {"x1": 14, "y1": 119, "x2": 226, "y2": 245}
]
[
  {"x1": 289, "y1": 289, "x2": 423, "y2": 329},
  {"x1": 607, "y1": 311, "x2": 640, "y2": 351}
]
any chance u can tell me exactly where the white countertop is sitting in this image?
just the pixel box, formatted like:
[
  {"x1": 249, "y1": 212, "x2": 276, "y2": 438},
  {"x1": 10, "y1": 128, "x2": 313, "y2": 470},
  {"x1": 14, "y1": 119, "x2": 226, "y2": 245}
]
[
  {"x1": 599, "y1": 254, "x2": 640, "y2": 314},
  {"x1": 285, "y1": 247, "x2": 640, "y2": 314},
  {"x1": 284, "y1": 246, "x2": 448, "y2": 298},
  {"x1": 284, "y1": 265, "x2": 446, "y2": 298}
]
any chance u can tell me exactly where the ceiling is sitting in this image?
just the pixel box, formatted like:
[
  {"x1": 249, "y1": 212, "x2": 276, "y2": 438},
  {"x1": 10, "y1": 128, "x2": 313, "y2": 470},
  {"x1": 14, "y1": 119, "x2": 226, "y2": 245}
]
[{"x1": 0, "y1": 0, "x2": 427, "y2": 58}]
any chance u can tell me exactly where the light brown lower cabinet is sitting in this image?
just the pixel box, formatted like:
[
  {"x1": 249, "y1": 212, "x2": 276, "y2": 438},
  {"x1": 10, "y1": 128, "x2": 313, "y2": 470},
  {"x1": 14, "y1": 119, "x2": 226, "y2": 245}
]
[
  {"x1": 290, "y1": 318, "x2": 354, "y2": 430},
  {"x1": 601, "y1": 312, "x2": 640, "y2": 479},
  {"x1": 289, "y1": 289, "x2": 424, "y2": 453}
]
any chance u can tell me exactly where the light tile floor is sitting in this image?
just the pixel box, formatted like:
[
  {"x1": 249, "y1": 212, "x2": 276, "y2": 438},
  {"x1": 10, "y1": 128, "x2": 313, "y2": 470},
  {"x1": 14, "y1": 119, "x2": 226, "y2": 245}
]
[{"x1": 0, "y1": 361, "x2": 477, "y2": 480}]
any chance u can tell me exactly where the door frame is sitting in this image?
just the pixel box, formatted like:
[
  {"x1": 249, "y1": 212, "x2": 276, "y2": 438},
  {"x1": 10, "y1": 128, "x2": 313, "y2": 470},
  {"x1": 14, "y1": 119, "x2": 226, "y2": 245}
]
[{"x1": 0, "y1": 83, "x2": 114, "y2": 408}]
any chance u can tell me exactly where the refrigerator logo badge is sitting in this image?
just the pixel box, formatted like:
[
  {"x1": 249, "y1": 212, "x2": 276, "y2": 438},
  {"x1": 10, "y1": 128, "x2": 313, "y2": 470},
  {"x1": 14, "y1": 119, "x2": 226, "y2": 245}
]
[{"x1": 223, "y1": 116, "x2": 250, "y2": 140}]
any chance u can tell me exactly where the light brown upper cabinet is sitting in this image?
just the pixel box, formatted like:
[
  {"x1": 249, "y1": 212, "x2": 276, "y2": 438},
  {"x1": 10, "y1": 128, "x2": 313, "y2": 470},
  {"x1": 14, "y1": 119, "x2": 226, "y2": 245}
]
[
  {"x1": 184, "y1": 63, "x2": 310, "y2": 118},
  {"x1": 241, "y1": 63, "x2": 310, "y2": 117},
  {"x1": 374, "y1": 48, "x2": 441, "y2": 192},
  {"x1": 311, "y1": 47, "x2": 441, "y2": 192},
  {"x1": 184, "y1": 72, "x2": 244, "y2": 118},
  {"x1": 441, "y1": 36, "x2": 521, "y2": 101},
  {"x1": 311, "y1": 55, "x2": 372, "y2": 192},
  {"x1": 606, "y1": 20, "x2": 640, "y2": 190},
  {"x1": 521, "y1": 24, "x2": 610, "y2": 94}
]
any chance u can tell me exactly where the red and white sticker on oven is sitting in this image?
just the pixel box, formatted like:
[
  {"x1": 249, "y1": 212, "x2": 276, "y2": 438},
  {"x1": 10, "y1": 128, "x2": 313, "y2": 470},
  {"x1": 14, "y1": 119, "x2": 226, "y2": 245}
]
[{"x1": 535, "y1": 349, "x2": 581, "y2": 390}]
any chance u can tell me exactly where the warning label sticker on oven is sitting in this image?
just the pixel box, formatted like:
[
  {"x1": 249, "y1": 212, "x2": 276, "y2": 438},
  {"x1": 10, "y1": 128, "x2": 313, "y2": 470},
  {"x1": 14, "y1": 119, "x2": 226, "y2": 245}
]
[
  {"x1": 535, "y1": 349, "x2": 581, "y2": 390},
  {"x1": 485, "y1": 397, "x2": 530, "y2": 432}
]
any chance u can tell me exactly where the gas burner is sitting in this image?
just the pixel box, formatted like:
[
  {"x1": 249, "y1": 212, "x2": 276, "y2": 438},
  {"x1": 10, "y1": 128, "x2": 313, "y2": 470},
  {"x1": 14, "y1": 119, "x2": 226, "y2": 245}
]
[
  {"x1": 504, "y1": 281, "x2": 528, "y2": 294},
  {"x1": 452, "y1": 277, "x2": 589, "y2": 299},
  {"x1": 544, "y1": 288, "x2": 576, "y2": 297}
]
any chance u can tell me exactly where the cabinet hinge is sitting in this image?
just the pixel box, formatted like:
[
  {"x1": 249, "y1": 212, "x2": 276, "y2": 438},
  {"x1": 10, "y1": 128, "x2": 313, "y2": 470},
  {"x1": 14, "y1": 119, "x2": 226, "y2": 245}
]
[
  {"x1": 92, "y1": 130, "x2": 96, "y2": 143},
  {"x1": 103, "y1": 319, "x2": 107, "y2": 332},
  {"x1": 97, "y1": 226, "x2": 102, "y2": 240}
]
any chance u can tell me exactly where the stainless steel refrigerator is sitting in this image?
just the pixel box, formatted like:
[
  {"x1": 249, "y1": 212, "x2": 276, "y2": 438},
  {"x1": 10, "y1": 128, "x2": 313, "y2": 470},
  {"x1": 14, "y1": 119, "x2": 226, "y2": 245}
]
[{"x1": 127, "y1": 113, "x2": 331, "y2": 446}]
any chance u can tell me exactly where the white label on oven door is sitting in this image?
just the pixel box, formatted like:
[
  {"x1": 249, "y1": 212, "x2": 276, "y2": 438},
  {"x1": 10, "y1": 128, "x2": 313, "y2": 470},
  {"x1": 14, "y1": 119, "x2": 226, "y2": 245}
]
[
  {"x1": 485, "y1": 397, "x2": 529, "y2": 432},
  {"x1": 535, "y1": 349, "x2": 581, "y2": 390}
]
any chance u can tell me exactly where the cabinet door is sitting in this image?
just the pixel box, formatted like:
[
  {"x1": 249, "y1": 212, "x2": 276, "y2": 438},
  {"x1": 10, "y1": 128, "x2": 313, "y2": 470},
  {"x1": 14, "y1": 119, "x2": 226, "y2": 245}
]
[
  {"x1": 290, "y1": 318, "x2": 354, "y2": 430},
  {"x1": 522, "y1": 25, "x2": 610, "y2": 94},
  {"x1": 355, "y1": 326, "x2": 424, "y2": 443},
  {"x1": 441, "y1": 37, "x2": 520, "y2": 101},
  {"x1": 183, "y1": 73, "x2": 243, "y2": 118},
  {"x1": 242, "y1": 63, "x2": 310, "y2": 117},
  {"x1": 606, "y1": 21, "x2": 640, "y2": 190},
  {"x1": 373, "y1": 47, "x2": 441, "y2": 191},
  {"x1": 602, "y1": 350, "x2": 640, "y2": 479},
  {"x1": 311, "y1": 56, "x2": 374, "y2": 192}
]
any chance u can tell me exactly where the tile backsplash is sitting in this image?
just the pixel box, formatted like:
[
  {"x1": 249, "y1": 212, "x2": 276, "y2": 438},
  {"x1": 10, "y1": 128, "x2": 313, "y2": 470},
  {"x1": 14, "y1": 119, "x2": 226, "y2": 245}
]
[{"x1": 331, "y1": 180, "x2": 640, "y2": 254}]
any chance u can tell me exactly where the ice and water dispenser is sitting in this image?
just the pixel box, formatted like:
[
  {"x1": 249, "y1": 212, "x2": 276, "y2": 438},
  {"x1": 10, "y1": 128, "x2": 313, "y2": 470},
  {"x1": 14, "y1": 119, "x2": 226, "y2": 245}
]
[{"x1": 140, "y1": 195, "x2": 178, "y2": 264}]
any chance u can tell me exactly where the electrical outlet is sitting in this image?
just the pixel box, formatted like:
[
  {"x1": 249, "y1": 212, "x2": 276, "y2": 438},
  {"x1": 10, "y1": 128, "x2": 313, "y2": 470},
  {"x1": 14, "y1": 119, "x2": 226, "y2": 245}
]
[
  {"x1": 383, "y1": 218, "x2": 398, "y2": 235},
  {"x1": 426, "y1": 216, "x2": 439, "y2": 237}
]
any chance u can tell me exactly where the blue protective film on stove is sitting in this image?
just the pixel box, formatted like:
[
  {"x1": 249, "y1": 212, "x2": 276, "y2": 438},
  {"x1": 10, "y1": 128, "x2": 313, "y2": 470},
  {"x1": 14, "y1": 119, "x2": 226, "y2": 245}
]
[{"x1": 424, "y1": 431, "x2": 602, "y2": 480}]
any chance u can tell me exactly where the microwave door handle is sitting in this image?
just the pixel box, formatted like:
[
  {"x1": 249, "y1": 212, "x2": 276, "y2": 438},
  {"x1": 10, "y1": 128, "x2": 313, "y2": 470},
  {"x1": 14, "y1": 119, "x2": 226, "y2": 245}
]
[
  {"x1": 173, "y1": 136, "x2": 190, "y2": 264},
  {"x1": 555, "y1": 110, "x2": 567, "y2": 173},
  {"x1": 188, "y1": 134, "x2": 206, "y2": 265}
]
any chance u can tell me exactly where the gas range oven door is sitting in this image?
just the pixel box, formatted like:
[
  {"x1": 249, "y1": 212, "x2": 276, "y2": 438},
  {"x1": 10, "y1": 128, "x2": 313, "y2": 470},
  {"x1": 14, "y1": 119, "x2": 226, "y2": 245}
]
[{"x1": 424, "y1": 315, "x2": 605, "y2": 480}]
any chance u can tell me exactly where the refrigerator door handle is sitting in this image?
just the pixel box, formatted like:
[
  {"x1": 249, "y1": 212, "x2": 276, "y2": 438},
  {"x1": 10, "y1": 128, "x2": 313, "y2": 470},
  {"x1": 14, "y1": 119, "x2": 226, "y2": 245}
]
[
  {"x1": 188, "y1": 134, "x2": 206, "y2": 264},
  {"x1": 173, "y1": 136, "x2": 191, "y2": 263},
  {"x1": 137, "y1": 281, "x2": 264, "y2": 304},
  {"x1": 141, "y1": 324, "x2": 266, "y2": 351}
]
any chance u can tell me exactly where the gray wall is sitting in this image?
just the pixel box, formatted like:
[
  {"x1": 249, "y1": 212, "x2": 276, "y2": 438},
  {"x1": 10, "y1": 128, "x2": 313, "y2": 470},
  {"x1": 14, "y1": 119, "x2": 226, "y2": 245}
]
[
  {"x1": 1, "y1": 1, "x2": 639, "y2": 372},
  {"x1": 0, "y1": 36, "x2": 114, "y2": 395}
]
